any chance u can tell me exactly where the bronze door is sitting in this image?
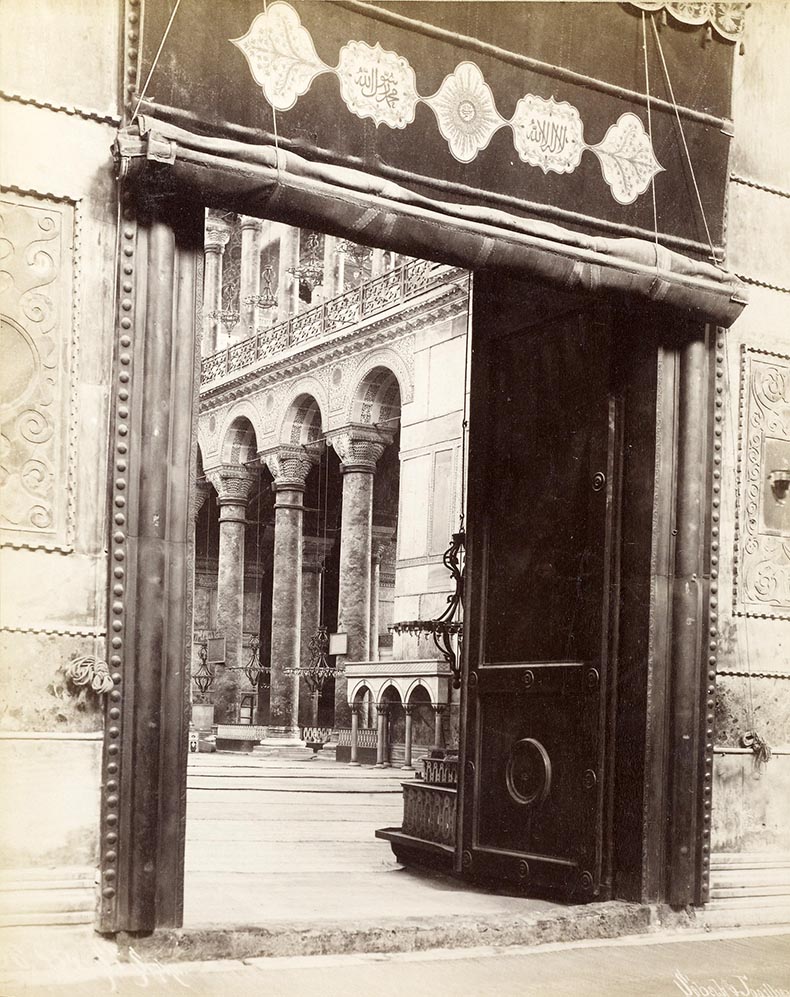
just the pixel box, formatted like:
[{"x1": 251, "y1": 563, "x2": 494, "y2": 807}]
[{"x1": 459, "y1": 277, "x2": 618, "y2": 900}]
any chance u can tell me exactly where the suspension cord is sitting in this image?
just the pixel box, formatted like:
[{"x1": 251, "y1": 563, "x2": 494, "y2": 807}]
[
  {"x1": 131, "y1": 0, "x2": 183, "y2": 125},
  {"x1": 642, "y1": 13, "x2": 660, "y2": 260},
  {"x1": 650, "y1": 16, "x2": 717, "y2": 261},
  {"x1": 459, "y1": 272, "x2": 472, "y2": 532}
]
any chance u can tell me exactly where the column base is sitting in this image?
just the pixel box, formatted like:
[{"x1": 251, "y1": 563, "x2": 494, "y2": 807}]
[
  {"x1": 260, "y1": 725, "x2": 304, "y2": 747},
  {"x1": 348, "y1": 761, "x2": 361, "y2": 767},
  {"x1": 401, "y1": 764, "x2": 414, "y2": 771}
]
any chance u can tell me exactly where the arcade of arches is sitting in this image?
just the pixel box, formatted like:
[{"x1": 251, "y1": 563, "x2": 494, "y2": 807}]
[{"x1": 192, "y1": 211, "x2": 469, "y2": 763}]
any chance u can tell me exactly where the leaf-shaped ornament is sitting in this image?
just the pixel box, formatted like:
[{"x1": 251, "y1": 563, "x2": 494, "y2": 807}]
[
  {"x1": 590, "y1": 112, "x2": 664, "y2": 205},
  {"x1": 232, "y1": 1, "x2": 330, "y2": 112}
]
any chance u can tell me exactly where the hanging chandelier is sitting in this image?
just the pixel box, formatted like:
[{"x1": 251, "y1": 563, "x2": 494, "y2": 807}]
[
  {"x1": 193, "y1": 641, "x2": 213, "y2": 694},
  {"x1": 286, "y1": 232, "x2": 324, "y2": 289},
  {"x1": 208, "y1": 307, "x2": 240, "y2": 332},
  {"x1": 244, "y1": 264, "x2": 278, "y2": 311},
  {"x1": 243, "y1": 633, "x2": 271, "y2": 690},
  {"x1": 285, "y1": 621, "x2": 341, "y2": 693},
  {"x1": 337, "y1": 239, "x2": 371, "y2": 275},
  {"x1": 391, "y1": 529, "x2": 465, "y2": 688}
]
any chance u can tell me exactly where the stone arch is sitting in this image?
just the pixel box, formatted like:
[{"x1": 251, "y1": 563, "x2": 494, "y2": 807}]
[
  {"x1": 275, "y1": 375, "x2": 328, "y2": 446},
  {"x1": 405, "y1": 680, "x2": 433, "y2": 705},
  {"x1": 352, "y1": 682, "x2": 373, "y2": 705},
  {"x1": 218, "y1": 416, "x2": 258, "y2": 466},
  {"x1": 345, "y1": 348, "x2": 412, "y2": 426},
  {"x1": 196, "y1": 422, "x2": 212, "y2": 467},
  {"x1": 380, "y1": 682, "x2": 403, "y2": 707},
  {"x1": 277, "y1": 393, "x2": 325, "y2": 448},
  {"x1": 217, "y1": 400, "x2": 264, "y2": 465}
]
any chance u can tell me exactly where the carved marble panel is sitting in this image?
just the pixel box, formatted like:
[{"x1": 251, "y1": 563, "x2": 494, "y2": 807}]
[
  {"x1": 0, "y1": 190, "x2": 77, "y2": 551},
  {"x1": 734, "y1": 347, "x2": 790, "y2": 618}
]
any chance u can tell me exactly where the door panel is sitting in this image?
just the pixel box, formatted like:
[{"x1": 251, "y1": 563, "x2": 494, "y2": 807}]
[{"x1": 460, "y1": 276, "x2": 616, "y2": 900}]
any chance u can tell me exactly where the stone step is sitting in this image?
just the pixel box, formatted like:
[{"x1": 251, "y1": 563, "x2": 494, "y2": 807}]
[{"x1": 0, "y1": 868, "x2": 96, "y2": 928}]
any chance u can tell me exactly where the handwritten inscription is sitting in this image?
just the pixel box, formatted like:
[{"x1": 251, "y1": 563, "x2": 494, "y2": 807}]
[
  {"x1": 337, "y1": 40, "x2": 418, "y2": 129},
  {"x1": 674, "y1": 969, "x2": 790, "y2": 997},
  {"x1": 511, "y1": 95, "x2": 585, "y2": 174}
]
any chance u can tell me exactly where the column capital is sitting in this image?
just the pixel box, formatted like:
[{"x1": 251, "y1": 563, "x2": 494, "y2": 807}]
[
  {"x1": 371, "y1": 525, "x2": 396, "y2": 563},
  {"x1": 261, "y1": 445, "x2": 319, "y2": 492},
  {"x1": 302, "y1": 535, "x2": 334, "y2": 570},
  {"x1": 204, "y1": 219, "x2": 231, "y2": 254},
  {"x1": 240, "y1": 214, "x2": 266, "y2": 234},
  {"x1": 376, "y1": 703, "x2": 390, "y2": 716},
  {"x1": 350, "y1": 702, "x2": 362, "y2": 717},
  {"x1": 329, "y1": 425, "x2": 393, "y2": 474},
  {"x1": 192, "y1": 479, "x2": 212, "y2": 522},
  {"x1": 431, "y1": 702, "x2": 448, "y2": 715},
  {"x1": 404, "y1": 703, "x2": 415, "y2": 716},
  {"x1": 205, "y1": 464, "x2": 257, "y2": 507}
]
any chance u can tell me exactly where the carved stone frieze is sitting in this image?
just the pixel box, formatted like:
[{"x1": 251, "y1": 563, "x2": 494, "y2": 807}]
[
  {"x1": 205, "y1": 464, "x2": 257, "y2": 506},
  {"x1": 734, "y1": 347, "x2": 790, "y2": 618},
  {"x1": 261, "y1": 444, "x2": 317, "y2": 489},
  {"x1": 0, "y1": 190, "x2": 78, "y2": 551}
]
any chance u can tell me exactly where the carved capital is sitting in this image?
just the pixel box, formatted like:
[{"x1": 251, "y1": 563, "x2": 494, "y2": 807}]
[
  {"x1": 205, "y1": 464, "x2": 257, "y2": 507},
  {"x1": 262, "y1": 445, "x2": 318, "y2": 491},
  {"x1": 372, "y1": 525, "x2": 396, "y2": 563},
  {"x1": 329, "y1": 425, "x2": 392, "y2": 473},
  {"x1": 303, "y1": 535, "x2": 334, "y2": 569},
  {"x1": 204, "y1": 219, "x2": 231, "y2": 254},
  {"x1": 193, "y1": 479, "x2": 212, "y2": 522},
  {"x1": 240, "y1": 214, "x2": 266, "y2": 235}
]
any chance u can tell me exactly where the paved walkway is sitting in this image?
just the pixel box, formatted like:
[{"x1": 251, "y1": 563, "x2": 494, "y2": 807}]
[
  {"x1": 184, "y1": 749, "x2": 564, "y2": 928},
  {"x1": 4, "y1": 926, "x2": 789, "y2": 995}
]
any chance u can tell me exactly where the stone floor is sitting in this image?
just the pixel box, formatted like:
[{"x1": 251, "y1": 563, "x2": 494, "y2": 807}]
[{"x1": 184, "y1": 749, "x2": 564, "y2": 928}]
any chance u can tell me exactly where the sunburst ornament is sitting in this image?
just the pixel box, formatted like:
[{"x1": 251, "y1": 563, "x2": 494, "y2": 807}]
[{"x1": 425, "y1": 62, "x2": 505, "y2": 164}]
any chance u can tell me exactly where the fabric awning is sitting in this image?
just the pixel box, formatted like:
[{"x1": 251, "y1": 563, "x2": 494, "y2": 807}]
[{"x1": 115, "y1": 116, "x2": 747, "y2": 327}]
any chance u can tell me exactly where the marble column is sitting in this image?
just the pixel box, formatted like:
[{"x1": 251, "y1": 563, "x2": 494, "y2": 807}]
[
  {"x1": 299, "y1": 536, "x2": 334, "y2": 727},
  {"x1": 277, "y1": 225, "x2": 300, "y2": 322},
  {"x1": 432, "y1": 703, "x2": 447, "y2": 751},
  {"x1": 369, "y1": 528, "x2": 394, "y2": 661},
  {"x1": 375, "y1": 704, "x2": 389, "y2": 768},
  {"x1": 262, "y1": 446, "x2": 316, "y2": 741},
  {"x1": 371, "y1": 247, "x2": 386, "y2": 277},
  {"x1": 239, "y1": 216, "x2": 264, "y2": 338},
  {"x1": 202, "y1": 218, "x2": 230, "y2": 356},
  {"x1": 330, "y1": 428, "x2": 392, "y2": 727},
  {"x1": 205, "y1": 465, "x2": 256, "y2": 725},
  {"x1": 349, "y1": 702, "x2": 361, "y2": 766},
  {"x1": 402, "y1": 704, "x2": 414, "y2": 770},
  {"x1": 322, "y1": 235, "x2": 339, "y2": 300}
]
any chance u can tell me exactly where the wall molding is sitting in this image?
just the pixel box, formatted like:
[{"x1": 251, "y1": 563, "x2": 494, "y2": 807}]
[
  {"x1": 730, "y1": 173, "x2": 790, "y2": 200},
  {"x1": 0, "y1": 624, "x2": 106, "y2": 638},
  {"x1": 0, "y1": 730, "x2": 103, "y2": 741},
  {"x1": 0, "y1": 89, "x2": 120, "y2": 127}
]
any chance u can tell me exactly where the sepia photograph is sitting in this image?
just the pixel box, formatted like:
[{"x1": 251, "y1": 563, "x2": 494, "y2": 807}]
[{"x1": 0, "y1": 0, "x2": 788, "y2": 993}]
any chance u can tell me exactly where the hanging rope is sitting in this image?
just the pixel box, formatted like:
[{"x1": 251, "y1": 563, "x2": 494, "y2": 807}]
[
  {"x1": 459, "y1": 272, "x2": 472, "y2": 532},
  {"x1": 641, "y1": 13, "x2": 660, "y2": 261},
  {"x1": 649, "y1": 16, "x2": 717, "y2": 261},
  {"x1": 131, "y1": 0, "x2": 183, "y2": 125},
  {"x1": 262, "y1": 0, "x2": 282, "y2": 186}
]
